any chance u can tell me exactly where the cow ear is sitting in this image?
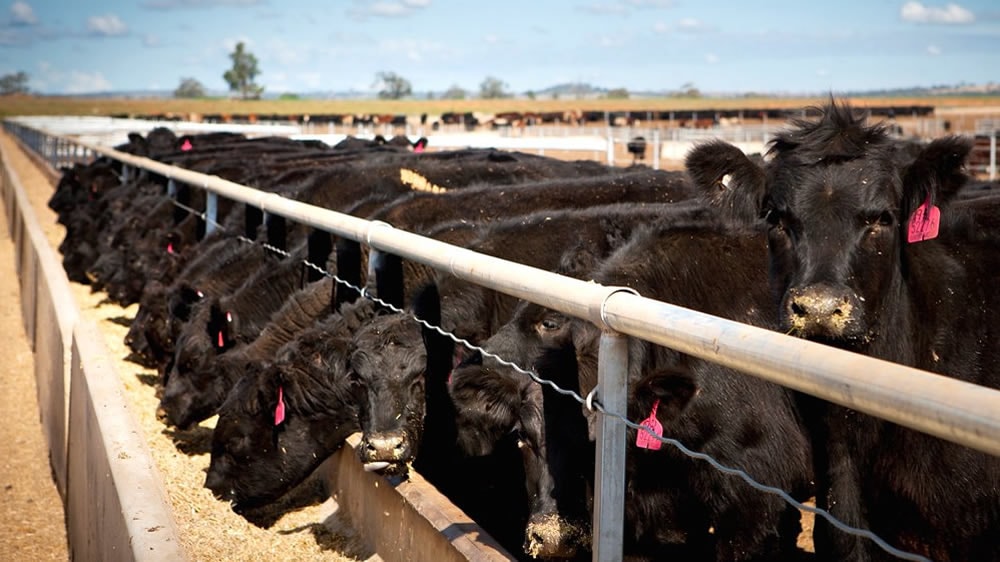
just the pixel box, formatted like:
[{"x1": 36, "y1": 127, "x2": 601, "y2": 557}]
[
  {"x1": 685, "y1": 140, "x2": 768, "y2": 226},
  {"x1": 634, "y1": 367, "x2": 699, "y2": 422},
  {"x1": 902, "y1": 136, "x2": 973, "y2": 215}
]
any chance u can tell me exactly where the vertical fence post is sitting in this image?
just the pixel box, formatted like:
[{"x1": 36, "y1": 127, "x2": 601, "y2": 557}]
[
  {"x1": 990, "y1": 131, "x2": 997, "y2": 181},
  {"x1": 205, "y1": 192, "x2": 218, "y2": 236},
  {"x1": 652, "y1": 129, "x2": 661, "y2": 171},
  {"x1": 606, "y1": 134, "x2": 615, "y2": 167},
  {"x1": 592, "y1": 330, "x2": 627, "y2": 562}
]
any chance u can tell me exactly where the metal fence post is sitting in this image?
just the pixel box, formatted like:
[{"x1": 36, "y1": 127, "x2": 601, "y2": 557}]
[
  {"x1": 652, "y1": 129, "x2": 661, "y2": 170},
  {"x1": 205, "y1": 191, "x2": 218, "y2": 235},
  {"x1": 593, "y1": 330, "x2": 627, "y2": 562},
  {"x1": 990, "y1": 131, "x2": 996, "y2": 181}
]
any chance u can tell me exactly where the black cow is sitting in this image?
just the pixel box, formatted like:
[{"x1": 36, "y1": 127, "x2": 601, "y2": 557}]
[
  {"x1": 449, "y1": 218, "x2": 814, "y2": 560},
  {"x1": 685, "y1": 100, "x2": 1000, "y2": 561},
  {"x1": 159, "y1": 244, "x2": 313, "y2": 429},
  {"x1": 627, "y1": 136, "x2": 648, "y2": 164},
  {"x1": 204, "y1": 297, "x2": 375, "y2": 514}
]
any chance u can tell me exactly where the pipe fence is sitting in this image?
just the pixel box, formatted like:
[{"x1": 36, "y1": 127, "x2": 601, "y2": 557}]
[{"x1": 6, "y1": 119, "x2": 1000, "y2": 562}]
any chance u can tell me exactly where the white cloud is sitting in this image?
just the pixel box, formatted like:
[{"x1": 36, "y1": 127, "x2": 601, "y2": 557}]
[
  {"x1": 65, "y1": 71, "x2": 112, "y2": 93},
  {"x1": 11, "y1": 2, "x2": 38, "y2": 25},
  {"x1": 87, "y1": 14, "x2": 128, "y2": 36},
  {"x1": 816, "y1": 68, "x2": 830, "y2": 77},
  {"x1": 579, "y1": 2, "x2": 627, "y2": 15},
  {"x1": 142, "y1": 34, "x2": 161, "y2": 47},
  {"x1": 483, "y1": 34, "x2": 499, "y2": 44},
  {"x1": 705, "y1": 53, "x2": 719, "y2": 64},
  {"x1": 901, "y1": 2, "x2": 974, "y2": 24},
  {"x1": 652, "y1": 21, "x2": 668, "y2": 33},
  {"x1": 677, "y1": 17, "x2": 709, "y2": 32},
  {"x1": 143, "y1": 0, "x2": 263, "y2": 10},
  {"x1": 378, "y1": 37, "x2": 449, "y2": 60},
  {"x1": 351, "y1": 0, "x2": 431, "y2": 19},
  {"x1": 927, "y1": 44, "x2": 942, "y2": 55}
]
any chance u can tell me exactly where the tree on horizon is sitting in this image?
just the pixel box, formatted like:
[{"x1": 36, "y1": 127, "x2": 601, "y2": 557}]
[{"x1": 223, "y1": 42, "x2": 263, "y2": 100}]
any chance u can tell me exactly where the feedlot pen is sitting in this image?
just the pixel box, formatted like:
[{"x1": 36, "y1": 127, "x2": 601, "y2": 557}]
[
  {"x1": 5, "y1": 115, "x2": 1000, "y2": 562},
  {"x1": 0, "y1": 131, "x2": 510, "y2": 562}
]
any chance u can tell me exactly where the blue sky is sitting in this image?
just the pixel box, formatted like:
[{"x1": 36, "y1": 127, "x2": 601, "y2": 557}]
[{"x1": 1, "y1": 0, "x2": 998, "y2": 95}]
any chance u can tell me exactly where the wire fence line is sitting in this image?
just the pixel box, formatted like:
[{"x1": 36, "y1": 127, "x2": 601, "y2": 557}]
[
  {"x1": 8, "y1": 120, "x2": 1000, "y2": 561},
  {"x1": 162, "y1": 193, "x2": 931, "y2": 562}
]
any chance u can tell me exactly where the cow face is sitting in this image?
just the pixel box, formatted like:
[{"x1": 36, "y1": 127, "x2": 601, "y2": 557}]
[
  {"x1": 158, "y1": 299, "x2": 233, "y2": 428},
  {"x1": 205, "y1": 336, "x2": 359, "y2": 514},
  {"x1": 450, "y1": 301, "x2": 573, "y2": 456},
  {"x1": 449, "y1": 300, "x2": 592, "y2": 559},
  {"x1": 349, "y1": 312, "x2": 427, "y2": 475},
  {"x1": 687, "y1": 102, "x2": 972, "y2": 349}
]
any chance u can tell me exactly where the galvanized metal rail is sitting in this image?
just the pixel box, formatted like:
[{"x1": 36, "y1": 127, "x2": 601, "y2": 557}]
[{"x1": 7, "y1": 119, "x2": 1000, "y2": 562}]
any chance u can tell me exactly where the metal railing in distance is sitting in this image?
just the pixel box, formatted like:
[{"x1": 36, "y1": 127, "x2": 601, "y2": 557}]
[{"x1": 7, "y1": 121, "x2": 1000, "y2": 560}]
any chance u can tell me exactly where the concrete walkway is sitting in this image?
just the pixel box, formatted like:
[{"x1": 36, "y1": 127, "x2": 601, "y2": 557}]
[{"x1": 0, "y1": 131, "x2": 69, "y2": 560}]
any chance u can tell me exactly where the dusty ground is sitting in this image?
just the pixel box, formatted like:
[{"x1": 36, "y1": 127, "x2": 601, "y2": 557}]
[{"x1": 0, "y1": 131, "x2": 379, "y2": 561}]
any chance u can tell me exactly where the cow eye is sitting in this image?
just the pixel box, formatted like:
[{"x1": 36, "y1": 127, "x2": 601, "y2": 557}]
[
  {"x1": 878, "y1": 211, "x2": 893, "y2": 226},
  {"x1": 764, "y1": 208, "x2": 781, "y2": 226},
  {"x1": 540, "y1": 317, "x2": 562, "y2": 331}
]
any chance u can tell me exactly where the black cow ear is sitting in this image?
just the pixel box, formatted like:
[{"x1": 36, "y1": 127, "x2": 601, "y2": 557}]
[
  {"x1": 902, "y1": 136, "x2": 973, "y2": 215},
  {"x1": 685, "y1": 139, "x2": 767, "y2": 226},
  {"x1": 635, "y1": 367, "x2": 699, "y2": 421}
]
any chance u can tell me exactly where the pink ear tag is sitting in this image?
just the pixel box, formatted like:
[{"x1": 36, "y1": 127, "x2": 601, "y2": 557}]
[
  {"x1": 216, "y1": 331, "x2": 224, "y2": 348},
  {"x1": 635, "y1": 399, "x2": 663, "y2": 450},
  {"x1": 181, "y1": 139, "x2": 193, "y2": 151},
  {"x1": 167, "y1": 242, "x2": 175, "y2": 255},
  {"x1": 274, "y1": 386, "x2": 286, "y2": 425},
  {"x1": 907, "y1": 196, "x2": 940, "y2": 243}
]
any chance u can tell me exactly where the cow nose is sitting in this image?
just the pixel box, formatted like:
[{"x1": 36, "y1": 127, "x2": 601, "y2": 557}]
[
  {"x1": 204, "y1": 470, "x2": 226, "y2": 496},
  {"x1": 524, "y1": 514, "x2": 589, "y2": 559},
  {"x1": 785, "y1": 284, "x2": 863, "y2": 338},
  {"x1": 361, "y1": 432, "x2": 411, "y2": 462}
]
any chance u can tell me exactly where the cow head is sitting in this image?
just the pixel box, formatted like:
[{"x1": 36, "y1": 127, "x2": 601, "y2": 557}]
[
  {"x1": 158, "y1": 299, "x2": 234, "y2": 428},
  {"x1": 205, "y1": 339, "x2": 359, "y2": 515},
  {"x1": 447, "y1": 299, "x2": 593, "y2": 559},
  {"x1": 349, "y1": 310, "x2": 428, "y2": 475},
  {"x1": 686, "y1": 101, "x2": 971, "y2": 349}
]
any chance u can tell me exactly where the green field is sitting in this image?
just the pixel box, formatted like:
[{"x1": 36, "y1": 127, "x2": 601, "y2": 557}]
[{"x1": 3, "y1": 94, "x2": 1000, "y2": 120}]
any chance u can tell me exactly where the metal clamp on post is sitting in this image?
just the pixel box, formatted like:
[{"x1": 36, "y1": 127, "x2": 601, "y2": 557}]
[
  {"x1": 365, "y1": 220, "x2": 393, "y2": 248},
  {"x1": 365, "y1": 221, "x2": 394, "y2": 279},
  {"x1": 591, "y1": 286, "x2": 640, "y2": 332}
]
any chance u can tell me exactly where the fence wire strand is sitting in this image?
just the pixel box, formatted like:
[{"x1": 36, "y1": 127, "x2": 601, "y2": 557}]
[{"x1": 159, "y1": 190, "x2": 931, "y2": 562}]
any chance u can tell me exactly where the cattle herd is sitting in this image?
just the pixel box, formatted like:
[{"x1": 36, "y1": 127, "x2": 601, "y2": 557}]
[{"x1": 47, "y1": 100, "x2": 999, "y2": 562}]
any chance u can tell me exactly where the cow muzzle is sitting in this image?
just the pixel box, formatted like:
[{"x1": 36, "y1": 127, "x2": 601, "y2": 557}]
[
  {"x1": 783, "y1": 284, "x2": 865, "y2": 340},
  {"x1": 359, "y1": 431, "x2": 412, "y2": 474},
  {"x1": 524, "y1": 513, "x2": 591, "y2": 559}
]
